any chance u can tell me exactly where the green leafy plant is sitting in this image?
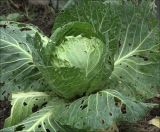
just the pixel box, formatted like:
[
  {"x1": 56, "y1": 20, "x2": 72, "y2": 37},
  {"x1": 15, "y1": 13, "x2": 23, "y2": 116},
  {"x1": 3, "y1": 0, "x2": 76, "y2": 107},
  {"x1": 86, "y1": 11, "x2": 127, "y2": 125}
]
[
  {"x1": 0, "y1": 0, "x2": 160, "y2": 131},
  {"x1": 35, "y1": 22, "x2": 113, "y2": 99}
]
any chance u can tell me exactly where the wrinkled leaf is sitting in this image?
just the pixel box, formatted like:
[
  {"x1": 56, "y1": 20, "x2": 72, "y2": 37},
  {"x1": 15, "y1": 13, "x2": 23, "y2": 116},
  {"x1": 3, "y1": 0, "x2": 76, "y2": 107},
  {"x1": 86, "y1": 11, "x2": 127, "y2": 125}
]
[
  {"x1": 110, "y1": 0, "x2": 160, "y2": 99},
  {"x1": 1, "y1": 107, "x2": 69, "y2": 132},
  {"x1": 0, "y1": 21, "x2": 49, "y2": 101},
  {"x1": 1, "y1": 102, "x2": 83, "y2": 132},
  {"x1": 4, "y1": 92, "x2": 50, "y2": 127},
  {"x1": 54, "y1": 89, "x2": 152, "y2": 130}
]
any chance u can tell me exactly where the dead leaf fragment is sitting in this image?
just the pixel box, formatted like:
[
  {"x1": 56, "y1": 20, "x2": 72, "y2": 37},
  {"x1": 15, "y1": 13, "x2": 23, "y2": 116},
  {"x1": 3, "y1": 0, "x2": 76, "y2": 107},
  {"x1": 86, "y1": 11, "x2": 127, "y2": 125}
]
[{"x1": 148, "y1": 116, "x2": 160, "y2": 128}]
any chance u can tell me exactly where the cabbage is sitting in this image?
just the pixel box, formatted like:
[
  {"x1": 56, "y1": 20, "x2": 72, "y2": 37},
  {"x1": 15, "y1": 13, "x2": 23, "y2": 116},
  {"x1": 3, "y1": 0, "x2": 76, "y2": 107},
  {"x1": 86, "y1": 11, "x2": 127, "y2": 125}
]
[
  {"x1": 37, "y1": 22, "x2": 113, "y2": 99},
  {"x1": 52, "y1": 35, "x2": 103, "y2": 72}
]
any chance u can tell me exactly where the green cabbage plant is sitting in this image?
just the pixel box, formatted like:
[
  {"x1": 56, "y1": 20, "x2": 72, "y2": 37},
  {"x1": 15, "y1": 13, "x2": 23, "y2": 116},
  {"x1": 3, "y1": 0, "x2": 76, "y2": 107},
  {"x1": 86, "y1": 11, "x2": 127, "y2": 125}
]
[
  {"x1": 35, "y1": 22, "x2": 113, "y2": 99},
  {"x1": 0, "y1": 0, "x2": 160, "y2": 132}
]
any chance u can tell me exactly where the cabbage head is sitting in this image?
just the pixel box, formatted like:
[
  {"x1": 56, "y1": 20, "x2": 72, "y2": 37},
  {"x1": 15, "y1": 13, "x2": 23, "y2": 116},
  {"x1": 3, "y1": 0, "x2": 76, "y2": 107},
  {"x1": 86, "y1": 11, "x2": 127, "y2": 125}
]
[{"x1": 35, "y1": 22, "x2": 113, "y2": 99}]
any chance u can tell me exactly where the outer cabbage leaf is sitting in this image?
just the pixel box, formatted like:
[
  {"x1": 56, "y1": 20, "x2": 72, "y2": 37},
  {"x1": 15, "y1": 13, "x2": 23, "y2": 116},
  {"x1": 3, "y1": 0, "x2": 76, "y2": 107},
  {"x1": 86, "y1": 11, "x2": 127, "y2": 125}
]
[
  {"x1": 0, "y1": 21, "x2": 50, "y2": 101},
  {"x1": 51, "y1": 21, "x2": 102, "y2": 45},
  {"x1": 1, "y1": 105, "x2": 82, "y2": 132},
  {"x1": 53, "y1": 0, "x2": 119, "y2": 35},
  {"x1": 53, "y1": 89, "x2": 153, "y2": 131},
  {"x1": 110, "y1": 0, "x2": 160, "y2": 99},
  {"x1": 4, "y1": 92, "x2": 50, "y2": 127}
]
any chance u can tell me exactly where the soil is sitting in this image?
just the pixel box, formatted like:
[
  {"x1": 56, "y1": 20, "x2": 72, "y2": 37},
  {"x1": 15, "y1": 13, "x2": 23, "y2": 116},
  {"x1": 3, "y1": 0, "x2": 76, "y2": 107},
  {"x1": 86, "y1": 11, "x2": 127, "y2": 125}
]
[
  {"x1": 0, "y1": 100, "x2": 11, "y2": 129},
  {"x1": 0, "y1": 0, "x2": 160, "y2": 131},
  {"x1": 0, "y1": 0, "x2": 55, "y2": 36}
]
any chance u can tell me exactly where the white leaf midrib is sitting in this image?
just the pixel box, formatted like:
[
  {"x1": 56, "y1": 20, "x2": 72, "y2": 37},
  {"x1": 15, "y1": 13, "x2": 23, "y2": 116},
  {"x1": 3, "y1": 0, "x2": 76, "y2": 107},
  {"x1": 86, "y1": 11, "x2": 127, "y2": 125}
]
[
  {"x1": 26, "y1": 112, "x2": 52, "y2": 132},
  {"x1": 0, "y1": 38, "x2": 32, "y2": 59},
  {"x1": 114, "y1": 30, "x2": 154, "y2": 66},
  {"x1": 7, "y1": 92, "x2": 49, "y2": 126},
  {"x1": 12, "y1": 92, "x2": 49, "y2": 99}
]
